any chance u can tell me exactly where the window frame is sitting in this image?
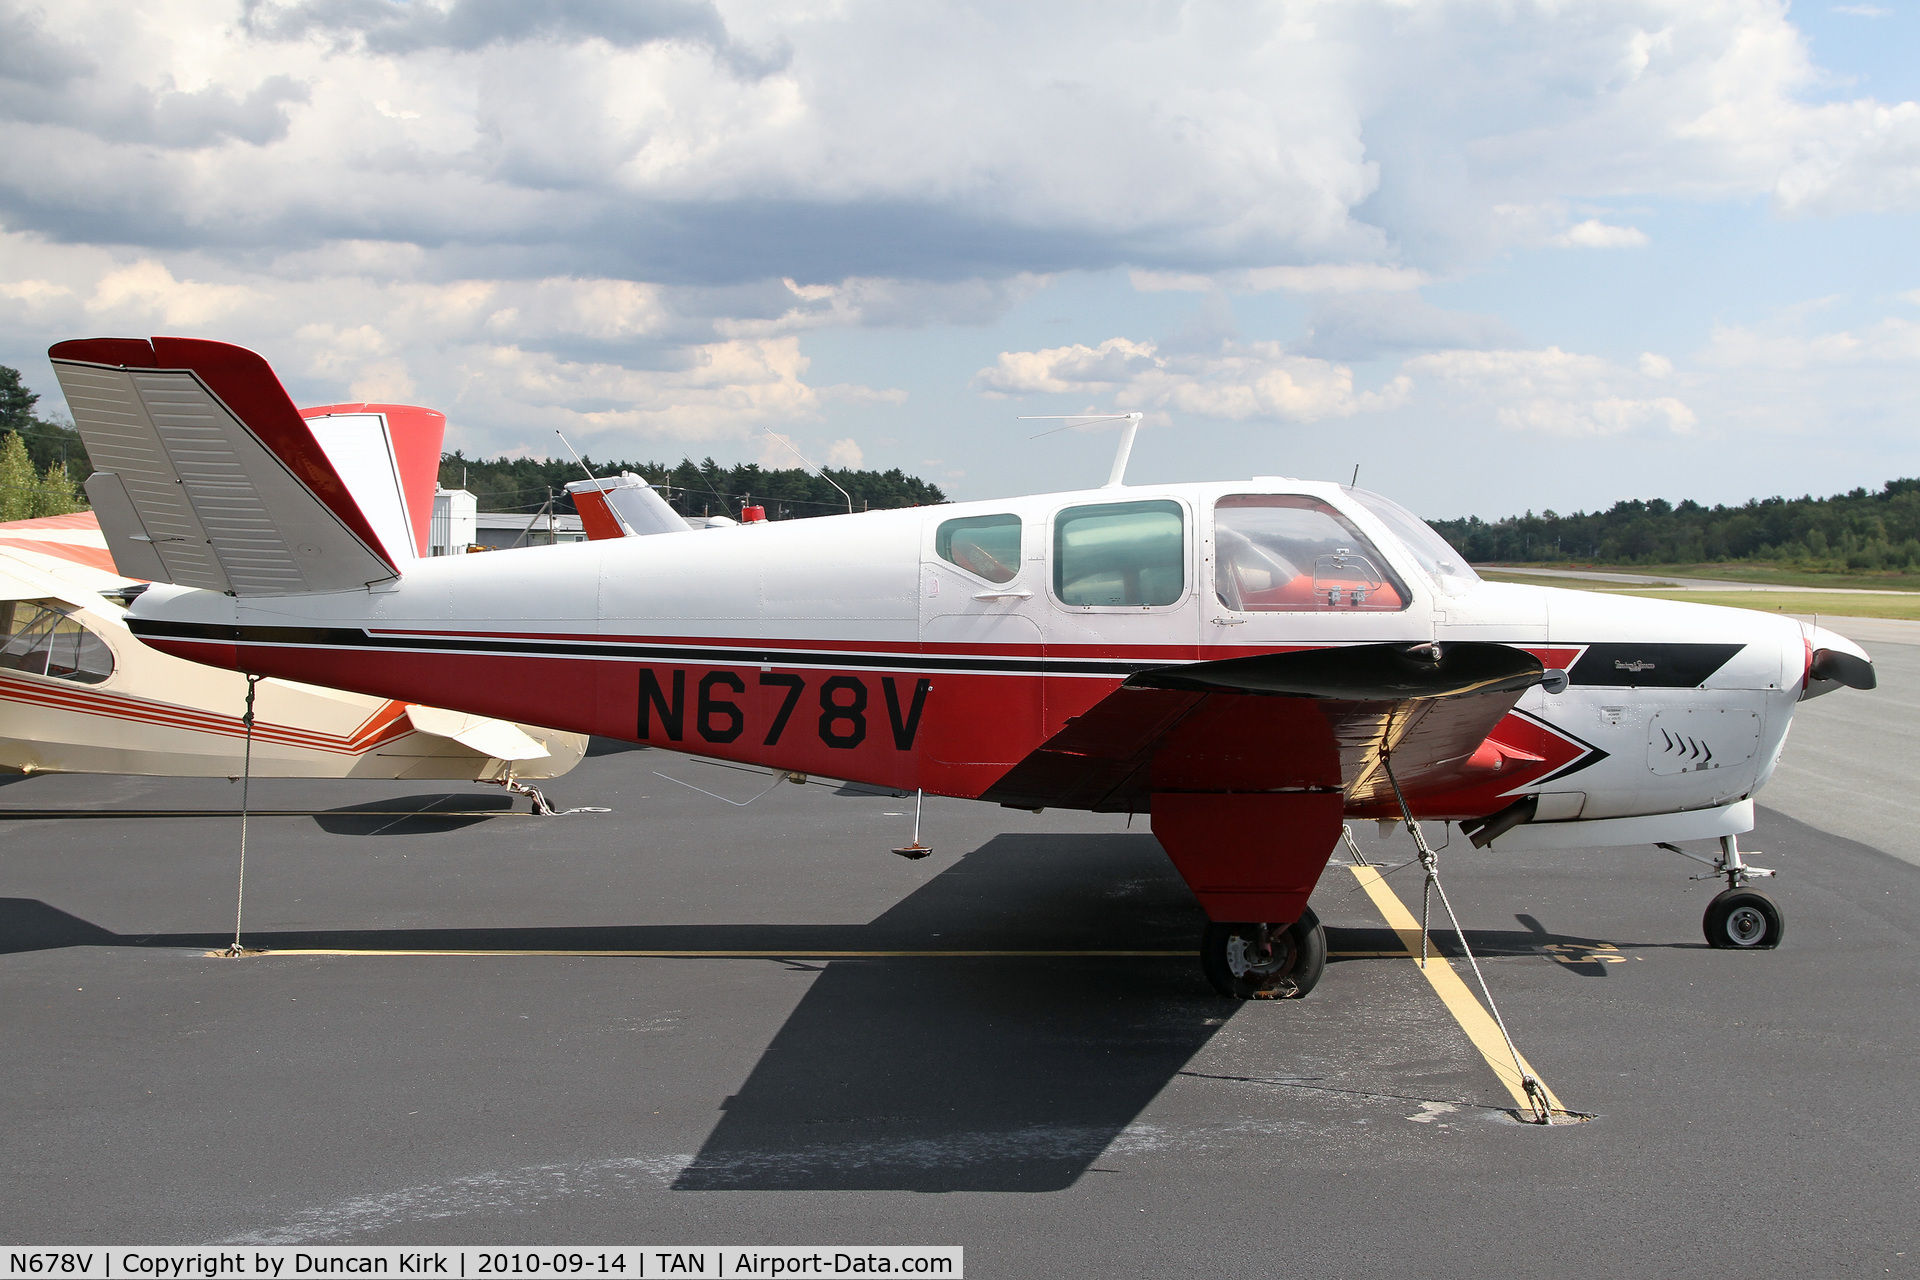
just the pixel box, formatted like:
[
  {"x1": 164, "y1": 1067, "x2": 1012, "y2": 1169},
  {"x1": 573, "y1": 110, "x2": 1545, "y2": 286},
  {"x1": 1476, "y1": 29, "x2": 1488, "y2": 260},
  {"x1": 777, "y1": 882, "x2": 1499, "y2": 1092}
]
[
  {"x1": 1048, "y1": 496, "x2": 1193, "y2": 612},
  {"x1": 933, "y1": 512, "x2": 1025, "y2": 586},
  {"x1": 0, "y1": 598, "x2": 117, "y2": 685},
  {"x1": 1207, "y1": 492, "x2": 1415, "y2": 616}
]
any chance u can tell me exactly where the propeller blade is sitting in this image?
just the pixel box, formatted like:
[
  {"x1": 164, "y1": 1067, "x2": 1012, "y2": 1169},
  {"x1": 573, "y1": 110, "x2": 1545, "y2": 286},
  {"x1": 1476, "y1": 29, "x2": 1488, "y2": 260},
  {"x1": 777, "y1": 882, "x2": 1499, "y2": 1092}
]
[{"x1": 1809, "y1": 648, "x2": 1876, "y2": 690}]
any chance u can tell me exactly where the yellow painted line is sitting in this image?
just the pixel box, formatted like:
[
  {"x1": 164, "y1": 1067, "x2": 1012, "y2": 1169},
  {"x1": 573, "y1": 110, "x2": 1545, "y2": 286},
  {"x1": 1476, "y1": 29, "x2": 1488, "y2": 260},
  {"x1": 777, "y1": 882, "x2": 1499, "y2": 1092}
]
[
  {"x1": 1347, "y1": 864, "x2": 1571, "y2": 1121},
  {"x1": 0, "y1": 809, "x2": 536, "y2": 819},
  {"x1": 215, "y1": 947, "x2": 1410, "y2": 960},
  {"x1": 225, "y1": 948, "x2": 1200, "y2": 959}
]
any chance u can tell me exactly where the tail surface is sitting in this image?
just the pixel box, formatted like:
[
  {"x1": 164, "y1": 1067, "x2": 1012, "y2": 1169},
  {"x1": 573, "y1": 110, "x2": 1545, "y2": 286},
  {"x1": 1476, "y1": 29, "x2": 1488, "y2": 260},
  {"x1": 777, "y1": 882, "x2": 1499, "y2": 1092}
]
[
  {"x1": 565, "y1": 472, "x2": 692, "y2": 539},
  {"x1": 50, "y1": 337, "x2": 406, "y2": 595}
]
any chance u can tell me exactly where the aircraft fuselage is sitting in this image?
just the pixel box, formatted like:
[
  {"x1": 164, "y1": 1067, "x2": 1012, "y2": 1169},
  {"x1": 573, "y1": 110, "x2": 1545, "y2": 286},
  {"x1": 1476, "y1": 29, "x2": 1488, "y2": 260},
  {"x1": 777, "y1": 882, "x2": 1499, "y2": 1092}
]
[{"x1": 125, "y1": 478, "x2": 1832, "y2": 842}]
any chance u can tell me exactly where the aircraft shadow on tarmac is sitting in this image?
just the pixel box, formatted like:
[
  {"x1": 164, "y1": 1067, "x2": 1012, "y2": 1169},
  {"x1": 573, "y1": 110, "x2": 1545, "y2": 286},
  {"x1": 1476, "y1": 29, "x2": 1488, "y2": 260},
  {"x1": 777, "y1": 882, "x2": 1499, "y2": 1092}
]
[
  {"x1": 0, "y1": 833, "x2": 1667, "y2": 1192},
  {"x1": 0, "y1": 792, "x2": 526, "y2": 833},
  {"x1": 311, "y1": 794, "x2": 516, "y2": 835}
]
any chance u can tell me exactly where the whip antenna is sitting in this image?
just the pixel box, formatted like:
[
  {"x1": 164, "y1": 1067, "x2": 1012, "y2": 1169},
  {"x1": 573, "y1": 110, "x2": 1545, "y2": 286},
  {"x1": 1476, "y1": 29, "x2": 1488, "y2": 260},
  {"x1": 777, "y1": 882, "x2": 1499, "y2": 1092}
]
[
  {"x1": 555, "y1": 430, "x2": 597, "y2": 483},
  {"x1": 1019, "y1": 412, "x2": 1144, "y2": 487},
  {"x1": 765, "y1": 430, "x2": 853, "y2": 513}
]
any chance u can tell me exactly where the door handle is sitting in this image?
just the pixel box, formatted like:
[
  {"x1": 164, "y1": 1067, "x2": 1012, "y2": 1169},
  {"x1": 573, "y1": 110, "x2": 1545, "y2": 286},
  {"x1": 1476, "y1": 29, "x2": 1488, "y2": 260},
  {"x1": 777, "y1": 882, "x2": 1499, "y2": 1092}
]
[{"x1": 973, "y1": 589, "x2": 1033, "y2": 601}]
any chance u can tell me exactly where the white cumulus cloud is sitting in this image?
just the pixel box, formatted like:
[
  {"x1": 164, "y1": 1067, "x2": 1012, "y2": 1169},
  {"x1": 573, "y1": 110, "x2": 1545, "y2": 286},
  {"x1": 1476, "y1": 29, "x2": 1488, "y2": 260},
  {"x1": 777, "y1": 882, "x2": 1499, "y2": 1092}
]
[
  {"x1": 1552, "y1": 220, "x2": 1651, "y2": 248},
  {"x1": 975, "y1": 337, "x2": 1409, "y2": 423},
  {"x1": 1406, "y1": 347, "x2": 1697, "y2": 438}
]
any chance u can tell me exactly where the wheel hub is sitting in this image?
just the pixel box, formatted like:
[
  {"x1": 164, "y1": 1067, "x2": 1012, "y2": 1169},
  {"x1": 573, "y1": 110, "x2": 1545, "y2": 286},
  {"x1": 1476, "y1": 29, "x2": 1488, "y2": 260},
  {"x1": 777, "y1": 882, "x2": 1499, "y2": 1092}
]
[
  {"x1": 1225, "y1": 927, "x2": 1289, "y2": 979},
  {"x1": 1725, "y1": 904, "x2": 1768, "y2": 946}
]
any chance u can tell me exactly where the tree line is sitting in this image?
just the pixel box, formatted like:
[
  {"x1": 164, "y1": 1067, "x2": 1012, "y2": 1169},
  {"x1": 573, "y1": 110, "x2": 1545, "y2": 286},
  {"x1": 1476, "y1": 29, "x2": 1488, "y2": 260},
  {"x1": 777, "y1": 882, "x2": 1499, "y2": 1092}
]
[
  {"x1": 26, "y1": 348, "x2": 1902, "y2": 565},
  {"x1": 1427, "y1": 479, "x2": 1920, "y2": 572},
  {"x1": 439, "y1": 450, "x2": 947, "y2": 519},
  {"x1": 0, "y1": 365, "x2": 87, "y2": 520},
  {"x1": 0, "y1": 360, "x2": 947, "y2": 524}
]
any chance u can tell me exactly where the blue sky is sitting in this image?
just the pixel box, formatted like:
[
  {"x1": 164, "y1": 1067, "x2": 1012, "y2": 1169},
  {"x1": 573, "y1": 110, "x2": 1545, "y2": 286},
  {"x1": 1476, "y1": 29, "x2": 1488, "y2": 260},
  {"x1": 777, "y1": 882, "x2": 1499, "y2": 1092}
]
[{"x1": 1, "y1": 0, "x2": 1916, "y2": 519}]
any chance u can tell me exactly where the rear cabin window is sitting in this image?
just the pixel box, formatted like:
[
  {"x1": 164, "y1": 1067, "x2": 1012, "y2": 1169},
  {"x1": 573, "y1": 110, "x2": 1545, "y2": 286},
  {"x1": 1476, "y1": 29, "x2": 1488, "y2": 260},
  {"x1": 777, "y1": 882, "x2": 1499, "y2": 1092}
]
[
  {"x1": 936, "y1": 513, "x2": 1021, "y2": 583},
  {"x1": 1054, "y1": 499, "x2": 1185, "y2": 607},
  {"x1": 0, "y1": 600, "x2": 115, "y2": 683},
  {"x1": 1213, "y1": 495, "x2": 1410, "y2": 612}
]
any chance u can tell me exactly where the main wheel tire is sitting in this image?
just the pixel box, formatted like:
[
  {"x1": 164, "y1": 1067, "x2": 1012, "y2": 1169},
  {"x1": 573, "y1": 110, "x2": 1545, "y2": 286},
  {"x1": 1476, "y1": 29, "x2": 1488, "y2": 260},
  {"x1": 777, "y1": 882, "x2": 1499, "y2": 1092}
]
[
  {"x1": 1201, "y1": 907, "x2": 1327, "y2": 999},
  {"x1": 1703, "y1": 887, "x2": 1784, "y2": 950}
]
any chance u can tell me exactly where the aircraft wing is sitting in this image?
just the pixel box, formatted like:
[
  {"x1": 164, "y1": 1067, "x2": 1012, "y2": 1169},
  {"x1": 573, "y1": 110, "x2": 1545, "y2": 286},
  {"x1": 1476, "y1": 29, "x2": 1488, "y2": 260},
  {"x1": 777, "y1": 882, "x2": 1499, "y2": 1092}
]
[
  {"x1": 980, "y1": 642, "x2": 1543, "y2": 814},
  {"x1": 405, "y1": 705, "x2": 553, "y2": 762}
]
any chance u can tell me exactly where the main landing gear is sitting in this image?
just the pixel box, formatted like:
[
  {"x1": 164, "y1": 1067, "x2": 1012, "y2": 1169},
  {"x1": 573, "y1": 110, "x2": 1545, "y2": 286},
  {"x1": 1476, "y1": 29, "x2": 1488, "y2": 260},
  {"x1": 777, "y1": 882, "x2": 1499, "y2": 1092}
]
[
  {"x1": 1201, "y1": 907, "x2": 1327, "y2": 999},
  {"x1": 1659, "y1": 835, "x2": 1784, "y2": 950}
]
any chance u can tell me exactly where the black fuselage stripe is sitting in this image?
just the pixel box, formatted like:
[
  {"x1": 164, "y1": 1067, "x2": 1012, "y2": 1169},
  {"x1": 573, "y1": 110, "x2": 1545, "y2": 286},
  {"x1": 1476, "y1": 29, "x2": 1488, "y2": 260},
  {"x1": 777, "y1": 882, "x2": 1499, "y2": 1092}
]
[
  {"x1": 127, "y1": 619, "x2": 1154, "y2": 676},
  {"x1": 128, "y1": 619, "x2": 1745, "y2": 686}
]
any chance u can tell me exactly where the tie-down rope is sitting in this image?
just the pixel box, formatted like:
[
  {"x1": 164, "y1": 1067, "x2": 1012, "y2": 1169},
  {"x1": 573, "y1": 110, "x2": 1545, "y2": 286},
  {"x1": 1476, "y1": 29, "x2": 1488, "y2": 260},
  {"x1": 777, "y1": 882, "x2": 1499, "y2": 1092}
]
[
  {"x1": 219, "y1": 674, "x2": 263, "y2": 958},
  {"x1": 1381, "y1": 749, "x2": 1553, "y2": 1125}
]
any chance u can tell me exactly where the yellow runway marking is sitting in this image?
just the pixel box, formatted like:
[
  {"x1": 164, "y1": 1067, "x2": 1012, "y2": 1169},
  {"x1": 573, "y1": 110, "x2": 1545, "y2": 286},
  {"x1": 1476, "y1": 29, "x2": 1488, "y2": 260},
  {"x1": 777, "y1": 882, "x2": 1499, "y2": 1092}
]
[
  {"x1": 227, "y1": 948, "x2": 1198, "y2": 959},
  {"x1": 1346, "y1": 864, "x2": 1572, "y2": 1121},
  {"x1": 217, "y1": 947, "x2": 1409, "y2": 960}
]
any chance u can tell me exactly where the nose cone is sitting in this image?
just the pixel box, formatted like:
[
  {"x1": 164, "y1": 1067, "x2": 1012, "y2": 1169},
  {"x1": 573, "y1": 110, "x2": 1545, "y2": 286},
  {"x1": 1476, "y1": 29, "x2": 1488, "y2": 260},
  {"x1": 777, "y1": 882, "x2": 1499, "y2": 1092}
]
[{"x1": 1801, "y1": 623, "x2": 1876, "y2": 699}]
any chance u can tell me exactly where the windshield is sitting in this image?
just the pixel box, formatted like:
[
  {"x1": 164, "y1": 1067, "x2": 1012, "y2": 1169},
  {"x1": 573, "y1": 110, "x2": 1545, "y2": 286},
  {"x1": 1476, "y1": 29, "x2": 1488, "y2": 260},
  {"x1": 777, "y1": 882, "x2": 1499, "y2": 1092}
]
[
  {"x1": 0, "y1": 600, "x2": 115, "y2": 684},
  {"x1": 1213, "y1": 495, "x2": 1408, "y2": 612},
  {"x1": 1346, "y1": 489, "x2": 1481, "y2": 597}
]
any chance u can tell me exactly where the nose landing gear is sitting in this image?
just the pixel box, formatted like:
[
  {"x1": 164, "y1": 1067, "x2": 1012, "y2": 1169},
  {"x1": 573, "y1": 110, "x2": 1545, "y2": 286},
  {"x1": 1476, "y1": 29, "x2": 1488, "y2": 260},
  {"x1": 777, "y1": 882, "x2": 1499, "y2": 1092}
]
[
  {"x1": 1201, "y1": 907, "x2": 1327, "y2": 999},
  {"x1": 1658, "y1": 835, "x2": 1785, "y2": 950}
]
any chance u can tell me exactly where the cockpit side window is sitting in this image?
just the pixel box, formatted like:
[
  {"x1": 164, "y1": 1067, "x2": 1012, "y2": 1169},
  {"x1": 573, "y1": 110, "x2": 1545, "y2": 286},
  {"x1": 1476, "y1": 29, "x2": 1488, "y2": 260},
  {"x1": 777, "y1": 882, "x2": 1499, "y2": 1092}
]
[
  {"x1": 936, "y1": 514, "x2": 1022, "y2": 583},
  {"x1": 1054, "y1": 499, "x2": 1185, "y2": 607},
  {"x1": 1213, "y1": 495, "x2": 1410, "y2": 612},
  {"x1": 0, "y1": 599, "x2": 115, "y2": 684}
]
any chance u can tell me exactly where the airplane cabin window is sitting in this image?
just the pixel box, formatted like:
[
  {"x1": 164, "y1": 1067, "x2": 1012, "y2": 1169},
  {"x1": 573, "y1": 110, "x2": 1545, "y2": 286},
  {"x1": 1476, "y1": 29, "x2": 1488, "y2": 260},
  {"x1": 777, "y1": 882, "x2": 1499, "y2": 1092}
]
[
  {"x1": 1054, "y1": 499, "x2": 1185, "y2": 607},
  {"x1": 1213, "y1": 495, "x2": 1410, "y2": 612},
  {"x1": 936, "y1": 513, "x2": 1022, "y2": 583},
  {"x1": 0, "y1": 600, "x2": 115, "y2": 684}
]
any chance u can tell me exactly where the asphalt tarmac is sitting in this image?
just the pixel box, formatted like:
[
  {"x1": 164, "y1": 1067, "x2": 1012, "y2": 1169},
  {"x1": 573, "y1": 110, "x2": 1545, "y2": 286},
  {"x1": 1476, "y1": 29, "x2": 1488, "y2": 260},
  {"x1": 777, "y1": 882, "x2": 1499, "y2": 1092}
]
[
  {"x1": 1765, "y1": 620, "x2": 1920, "y2": 866},
  {"x1": 4, "y1": 723, "x2": 1917, "y2": 1276}
]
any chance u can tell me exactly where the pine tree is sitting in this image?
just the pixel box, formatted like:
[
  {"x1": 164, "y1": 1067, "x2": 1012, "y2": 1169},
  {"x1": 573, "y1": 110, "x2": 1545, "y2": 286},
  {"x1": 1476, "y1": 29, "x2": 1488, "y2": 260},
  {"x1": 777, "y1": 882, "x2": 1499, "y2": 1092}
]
[
  {"x1": 31, "y1": 459, "x2": 83, "y2": 517},
  {"x1": 0, "y1": 431, "x2": 36, "y2": 521},
  {"x1": 0, "y1": 366, "x2": 37, "y2": 433}
]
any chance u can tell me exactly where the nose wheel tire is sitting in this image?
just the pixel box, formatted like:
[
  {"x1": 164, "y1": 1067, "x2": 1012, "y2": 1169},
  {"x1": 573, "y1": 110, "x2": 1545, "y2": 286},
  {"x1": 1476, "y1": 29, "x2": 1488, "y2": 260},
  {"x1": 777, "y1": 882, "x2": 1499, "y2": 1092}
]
[
  {"x1": 1704, "y1": 887, "x2": 1784, "y2": 950},
  {"x1": 1202, "y1": 907, "x2": 1327, "y2": 999}
]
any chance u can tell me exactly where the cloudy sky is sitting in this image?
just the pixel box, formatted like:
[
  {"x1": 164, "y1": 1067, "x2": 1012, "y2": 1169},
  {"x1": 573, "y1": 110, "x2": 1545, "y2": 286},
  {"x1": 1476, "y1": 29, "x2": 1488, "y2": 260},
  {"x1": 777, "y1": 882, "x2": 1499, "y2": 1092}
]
[{"x1": 1, "y1": 0, "x2": 1915, "y2": 518}]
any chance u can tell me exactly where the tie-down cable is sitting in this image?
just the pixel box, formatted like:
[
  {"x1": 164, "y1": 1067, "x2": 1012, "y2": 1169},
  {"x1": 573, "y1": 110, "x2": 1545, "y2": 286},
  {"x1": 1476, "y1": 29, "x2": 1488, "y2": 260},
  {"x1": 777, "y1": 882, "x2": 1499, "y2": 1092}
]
[
  {"x1": 1380, "y1": 746, "x2": 1554, "y2": 1125},
  {"x1": 218, "y1": 673, "x2": 264, "y2": 958}
]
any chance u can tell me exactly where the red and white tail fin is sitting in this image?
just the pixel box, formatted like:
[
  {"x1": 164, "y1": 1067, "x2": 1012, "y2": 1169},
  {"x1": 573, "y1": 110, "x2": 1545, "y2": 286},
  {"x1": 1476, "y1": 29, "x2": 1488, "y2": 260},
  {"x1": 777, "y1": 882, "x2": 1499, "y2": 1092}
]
[
  {"x1": 565, "y1": 471, "x2": 691, "y2": 539},
  {"x1": 300, "y1": 402, "x2": 447, "y2": 560},
  {"x1": 50, "y1": 337, "x2": 405, "y2": 596}
]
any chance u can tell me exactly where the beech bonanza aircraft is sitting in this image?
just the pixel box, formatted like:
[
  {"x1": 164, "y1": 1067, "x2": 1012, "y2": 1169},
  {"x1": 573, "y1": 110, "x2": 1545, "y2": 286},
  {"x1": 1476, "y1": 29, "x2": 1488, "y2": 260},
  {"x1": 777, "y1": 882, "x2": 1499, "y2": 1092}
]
[{"x1": 46, "y1": 336, "x2": 1876, "y2": 998}]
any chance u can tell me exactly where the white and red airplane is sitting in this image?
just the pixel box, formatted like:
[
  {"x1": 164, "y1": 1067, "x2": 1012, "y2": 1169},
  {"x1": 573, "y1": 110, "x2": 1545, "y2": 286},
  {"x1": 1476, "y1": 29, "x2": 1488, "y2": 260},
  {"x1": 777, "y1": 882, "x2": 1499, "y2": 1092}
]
[{"x1": 46, "y1": 336, "x2": 1876, "y2": 998}]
